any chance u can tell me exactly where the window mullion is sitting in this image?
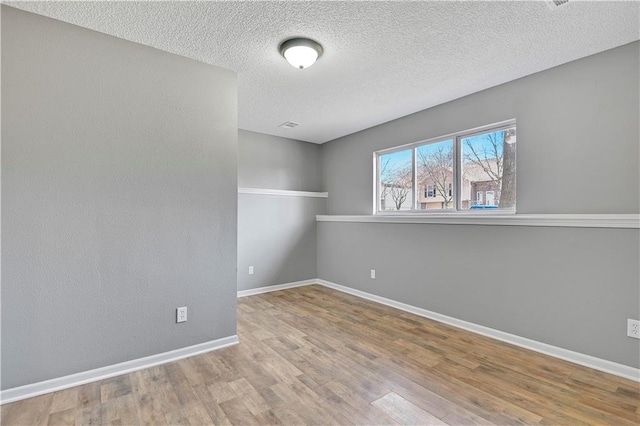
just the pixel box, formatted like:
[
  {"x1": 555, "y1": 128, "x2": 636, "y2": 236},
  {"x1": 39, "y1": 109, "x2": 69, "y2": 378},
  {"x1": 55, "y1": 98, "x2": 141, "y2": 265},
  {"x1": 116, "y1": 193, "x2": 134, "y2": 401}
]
[
  {"x1": 412, "y1": 147, "x2": 417, "y2": 211},
  {"x1": 454, "y1": 136, "x2": 462, "y2": 211},
  {"x1": 374, "y1": 154, "x2": 380, "y2": 213}
]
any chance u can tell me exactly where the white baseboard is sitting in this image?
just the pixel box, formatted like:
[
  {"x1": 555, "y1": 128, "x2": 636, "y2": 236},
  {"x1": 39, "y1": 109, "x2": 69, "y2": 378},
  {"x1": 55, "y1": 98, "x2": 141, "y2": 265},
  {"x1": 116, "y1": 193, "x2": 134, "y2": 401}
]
[
  {"x1": 314, "y1": 279, "x2": 640, "y2": 383},
  {"x1": 240, "y1": 278, "x2": 639, "y2": 381},
  {"x1": 237, "y1": 279, "x2": 318, "y2": 298},
  {"x1": 4, "y1": 278, "x2": 637, "y2": 405},
  {"x1": 0, "y1": 335, "x2": 239, "y2": 405}
]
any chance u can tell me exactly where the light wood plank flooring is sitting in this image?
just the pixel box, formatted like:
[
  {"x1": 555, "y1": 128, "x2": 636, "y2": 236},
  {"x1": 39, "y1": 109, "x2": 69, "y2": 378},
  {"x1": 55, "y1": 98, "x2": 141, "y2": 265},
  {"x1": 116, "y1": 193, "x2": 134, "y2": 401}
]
[{"x1": 2, "y1": 285, "x2": 639, "y2": 425}]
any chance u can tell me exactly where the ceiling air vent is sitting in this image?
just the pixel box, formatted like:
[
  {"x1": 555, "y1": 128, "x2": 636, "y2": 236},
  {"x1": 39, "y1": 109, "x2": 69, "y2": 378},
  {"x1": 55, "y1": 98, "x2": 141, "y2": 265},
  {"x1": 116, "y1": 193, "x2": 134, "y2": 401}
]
[
  {"x1": 279, "y1": 121, "x2": 300, "y2": 129},
  {"x1": 547, "y1": 0, "x2": 569, "y2": 10}
]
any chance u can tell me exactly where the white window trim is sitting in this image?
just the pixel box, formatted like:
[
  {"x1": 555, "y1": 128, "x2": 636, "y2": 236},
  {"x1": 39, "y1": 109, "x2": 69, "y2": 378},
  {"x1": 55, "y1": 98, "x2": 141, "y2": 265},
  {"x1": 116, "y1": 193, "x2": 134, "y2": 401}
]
[{"x1": 374, "y1": 119, "x2": 516, "y2": 215}]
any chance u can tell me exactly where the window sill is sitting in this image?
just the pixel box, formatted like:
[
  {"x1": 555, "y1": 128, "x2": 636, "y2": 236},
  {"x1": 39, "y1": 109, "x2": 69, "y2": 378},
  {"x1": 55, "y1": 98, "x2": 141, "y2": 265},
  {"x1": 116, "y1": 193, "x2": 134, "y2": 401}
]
[
  {"x1": 316, "y1": 214, "x2": 640, "y2": 229},
  {"x1": 238, "y1": 187, "x2": 328, "y2": 198}
]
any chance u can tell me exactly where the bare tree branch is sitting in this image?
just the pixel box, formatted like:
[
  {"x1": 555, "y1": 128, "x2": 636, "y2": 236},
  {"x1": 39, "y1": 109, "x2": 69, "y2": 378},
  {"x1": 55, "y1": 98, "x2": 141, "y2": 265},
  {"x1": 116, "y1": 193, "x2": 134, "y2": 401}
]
[
  {"x1": 463, "y1": 129, "x2": 516, "y2": 208},
  {"x1": 499, "y1": 129, "x2": 516, "y2": 208},
  {"x1": 463, "y1": 133, "x2": 503, "y2": 188},
  {"x1": 417, "y1": 144, "x2": 453, "y2": 208},
  {"x1": 381, "y1": 161, "x2": 412, "y2": 210},
  {"x1": 379, "y1": 157, "x2": 392, "y2": 203}
]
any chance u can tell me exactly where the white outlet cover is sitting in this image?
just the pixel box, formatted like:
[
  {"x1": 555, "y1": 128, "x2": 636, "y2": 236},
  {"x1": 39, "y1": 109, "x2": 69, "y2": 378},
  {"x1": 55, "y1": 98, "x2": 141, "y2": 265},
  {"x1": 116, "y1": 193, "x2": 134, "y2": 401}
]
[
  {"x1": 628, "y1": 319, "x2": 640, "y2": 339},
  {"x1": 371, "y1": 269, "x2": 376, "y2": 279},
  {"x1": 249, "y1": 266, "x2": 254, "y2": 275},
  {"x1": 177, "y1": 307, "x2": 187, "y2": 323}
]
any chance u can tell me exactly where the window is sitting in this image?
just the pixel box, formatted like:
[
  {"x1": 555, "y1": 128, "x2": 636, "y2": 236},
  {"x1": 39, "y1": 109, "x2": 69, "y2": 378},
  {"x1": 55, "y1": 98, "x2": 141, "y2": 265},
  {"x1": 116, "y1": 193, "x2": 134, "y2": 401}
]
[
  {"x1": 375, "y1": 121, "x2": 516, "y2": 213},
  {"x1": 486, "y1": 191, "x2": 495, "y2": 206},
  {"x1": 416, "y1": 139, "x2": 454, "y2": 210},
  {"x1": 379, "y1": 148, "x2": 413, "y2": 211}
]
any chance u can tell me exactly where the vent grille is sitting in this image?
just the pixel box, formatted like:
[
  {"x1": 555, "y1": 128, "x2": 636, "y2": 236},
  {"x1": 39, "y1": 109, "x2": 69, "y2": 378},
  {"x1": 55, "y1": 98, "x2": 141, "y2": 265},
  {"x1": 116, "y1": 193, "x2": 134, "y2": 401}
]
[
  {"x1": 279, "y1": 121, "x2": 300, "y2": 129},
  {"x1": 547, "y1": 0, "x2": 569, "y2": 9}
]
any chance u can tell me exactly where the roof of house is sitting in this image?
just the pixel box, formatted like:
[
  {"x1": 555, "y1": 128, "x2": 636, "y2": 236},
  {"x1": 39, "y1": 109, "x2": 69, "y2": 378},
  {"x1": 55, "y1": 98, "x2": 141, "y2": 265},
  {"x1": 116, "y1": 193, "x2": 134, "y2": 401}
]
[{"x1": 462, "y1": 159, "x2": 500, "y2": 183}]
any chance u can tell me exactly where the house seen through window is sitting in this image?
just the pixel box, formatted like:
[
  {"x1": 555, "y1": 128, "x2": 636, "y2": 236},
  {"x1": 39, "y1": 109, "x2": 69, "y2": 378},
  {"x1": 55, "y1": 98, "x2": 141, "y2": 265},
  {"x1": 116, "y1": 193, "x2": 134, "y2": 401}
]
[{"x1": 376, "y1": 121, "x2": 516, "y2": 212}]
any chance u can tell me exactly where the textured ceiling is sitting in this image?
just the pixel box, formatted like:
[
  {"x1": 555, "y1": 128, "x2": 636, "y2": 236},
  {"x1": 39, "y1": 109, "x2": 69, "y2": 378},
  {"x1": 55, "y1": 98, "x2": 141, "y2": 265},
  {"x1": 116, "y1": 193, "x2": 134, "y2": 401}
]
[{"x1": 7, "y1": 1, "x2": 640, "y2": 143}]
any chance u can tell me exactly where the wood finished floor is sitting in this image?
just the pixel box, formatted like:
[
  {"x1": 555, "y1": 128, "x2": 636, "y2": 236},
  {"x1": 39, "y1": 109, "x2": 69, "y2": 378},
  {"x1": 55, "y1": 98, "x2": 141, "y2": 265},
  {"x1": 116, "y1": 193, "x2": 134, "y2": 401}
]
[{"x1": 2, "y1": 285, "x2": 639, "y2": 425}]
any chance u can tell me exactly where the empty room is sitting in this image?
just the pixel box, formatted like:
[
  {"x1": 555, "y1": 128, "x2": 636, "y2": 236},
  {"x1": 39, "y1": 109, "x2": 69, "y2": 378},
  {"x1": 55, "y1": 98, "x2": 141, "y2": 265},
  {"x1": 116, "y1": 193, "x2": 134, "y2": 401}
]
[{"x1": 1, "y1": 1, "x2": 639, "y2": 425}]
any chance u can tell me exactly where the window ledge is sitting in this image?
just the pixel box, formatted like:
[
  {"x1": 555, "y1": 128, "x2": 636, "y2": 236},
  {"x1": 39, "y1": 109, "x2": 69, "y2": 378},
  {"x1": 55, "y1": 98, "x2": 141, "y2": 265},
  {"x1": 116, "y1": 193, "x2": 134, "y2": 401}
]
[
  {"x1": 238, "y1": 187, "x2": 328, "y2": 198},
  {"x1": 316, "y1": 214, "x2": 640, "y2": 229}
]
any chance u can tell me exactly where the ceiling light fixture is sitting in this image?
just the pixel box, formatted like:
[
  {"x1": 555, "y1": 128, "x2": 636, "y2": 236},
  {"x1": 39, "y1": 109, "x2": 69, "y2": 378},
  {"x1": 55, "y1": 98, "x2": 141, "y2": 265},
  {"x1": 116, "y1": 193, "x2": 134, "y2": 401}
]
[{"x1": 279, "y1": 38, "x2": 323, "y2": 69}]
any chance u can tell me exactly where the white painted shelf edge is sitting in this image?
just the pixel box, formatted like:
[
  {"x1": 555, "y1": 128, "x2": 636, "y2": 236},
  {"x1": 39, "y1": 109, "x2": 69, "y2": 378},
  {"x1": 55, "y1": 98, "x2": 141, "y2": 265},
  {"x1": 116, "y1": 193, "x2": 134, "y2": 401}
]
[
  {"x1": 316, "y1": 214, "x2": 640, "y2": 229},
  {"x1": 238, "y1": 187, "x2": 328, "y2": 198}
]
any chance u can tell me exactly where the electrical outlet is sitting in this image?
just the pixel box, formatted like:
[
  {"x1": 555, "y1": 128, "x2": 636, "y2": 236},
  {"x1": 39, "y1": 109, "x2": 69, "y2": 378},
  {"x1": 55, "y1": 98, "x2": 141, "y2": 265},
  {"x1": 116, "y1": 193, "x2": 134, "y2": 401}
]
[
  {"x1": 370, "y1": 269, "x2": 376, "y2": 279},
  {"x1": 248, "y1": 266, "x2": 254, "y2": 275},
  {"x1": 177, "y1": 307, "x2": 187, "y2": 323},
  {"x1": 628, "y1": 319, "x2": 640, "y2": 339}
]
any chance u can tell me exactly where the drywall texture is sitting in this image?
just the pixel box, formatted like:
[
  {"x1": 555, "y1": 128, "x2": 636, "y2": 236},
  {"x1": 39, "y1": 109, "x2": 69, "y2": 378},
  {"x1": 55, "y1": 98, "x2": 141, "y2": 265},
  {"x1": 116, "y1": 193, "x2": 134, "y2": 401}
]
[
  {"x1": 10, "y1": 1, "x2": 640, "y2": 143},
  {"x1": 238, "y1": 131, "x2": 325, "y2": 291},
  {"x1": 318, "y1": 43, "x2": 640, "y2": 368},
  {"x1": 318, "y1": 223, "x2": 640, "y2": 368},
  {"x1": 1, "y1": 6, "x2": 238, "y2": 389},
  {"x1": 238, "y1": 130, "x2": 323, "y2": 192},
  {"x1": 238, "y1": 195, "x2": 325, "y2": 291},
  {"x1": 322, "y1": 41, "x2": 640, "y2": 215}
]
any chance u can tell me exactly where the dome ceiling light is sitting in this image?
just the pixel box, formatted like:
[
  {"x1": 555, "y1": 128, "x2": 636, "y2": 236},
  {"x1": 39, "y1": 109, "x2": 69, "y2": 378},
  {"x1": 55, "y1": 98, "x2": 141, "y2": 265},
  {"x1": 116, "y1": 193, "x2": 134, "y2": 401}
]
[{"x1": 279, "y1": 38, "x2": 323, "y2": 69}]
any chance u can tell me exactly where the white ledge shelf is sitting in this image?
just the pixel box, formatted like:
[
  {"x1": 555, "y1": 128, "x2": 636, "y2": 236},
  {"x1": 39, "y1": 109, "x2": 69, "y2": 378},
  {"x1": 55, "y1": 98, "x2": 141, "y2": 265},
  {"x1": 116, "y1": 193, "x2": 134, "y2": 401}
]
[
  {"x1": 316, "y1": 214, "x2": 640, "y2": 229},
  {"x1": 238, "y1": 188, "x2": 328, "y2": 198}
]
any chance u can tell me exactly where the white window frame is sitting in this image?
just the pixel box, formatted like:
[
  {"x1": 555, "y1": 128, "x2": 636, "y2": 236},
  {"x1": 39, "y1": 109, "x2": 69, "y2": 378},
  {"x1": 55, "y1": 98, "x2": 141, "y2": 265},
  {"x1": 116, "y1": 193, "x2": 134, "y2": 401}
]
[{"x1": 374, "y1": 119, "x2": 516, "y2": 214}]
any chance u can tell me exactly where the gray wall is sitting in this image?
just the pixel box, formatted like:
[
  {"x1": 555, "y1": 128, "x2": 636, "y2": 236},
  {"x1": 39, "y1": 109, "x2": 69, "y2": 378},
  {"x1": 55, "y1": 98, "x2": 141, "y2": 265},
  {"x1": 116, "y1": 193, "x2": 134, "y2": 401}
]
[
  {"x1": 239, "y1": 130, "x2": 323, "y2": 192},
  {"x1": 318, "y1": 223, "x2": 640, "y2": 368},
  {"x1": 238, "y1": 130, "x2": 325, "y2": 291},
  {"x1": 323, "y1": 42, "x2": 639, "y2": 216},
  {"x1": 319, "y1": 42, "x2": 640, "y2": 368},
  {"x1": 1, "y1": 6, "x2": 238, "y2": 389}
]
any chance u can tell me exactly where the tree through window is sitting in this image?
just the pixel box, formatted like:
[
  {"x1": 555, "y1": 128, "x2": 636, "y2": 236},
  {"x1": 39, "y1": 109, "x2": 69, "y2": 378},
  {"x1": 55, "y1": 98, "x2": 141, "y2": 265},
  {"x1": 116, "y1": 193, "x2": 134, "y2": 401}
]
[
  {"x1": 375, "y1": 121, "x2": 516, "y2": 213},
  {"x1": 379, "y1": 149, "x2": 413, "y2": 211}
]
